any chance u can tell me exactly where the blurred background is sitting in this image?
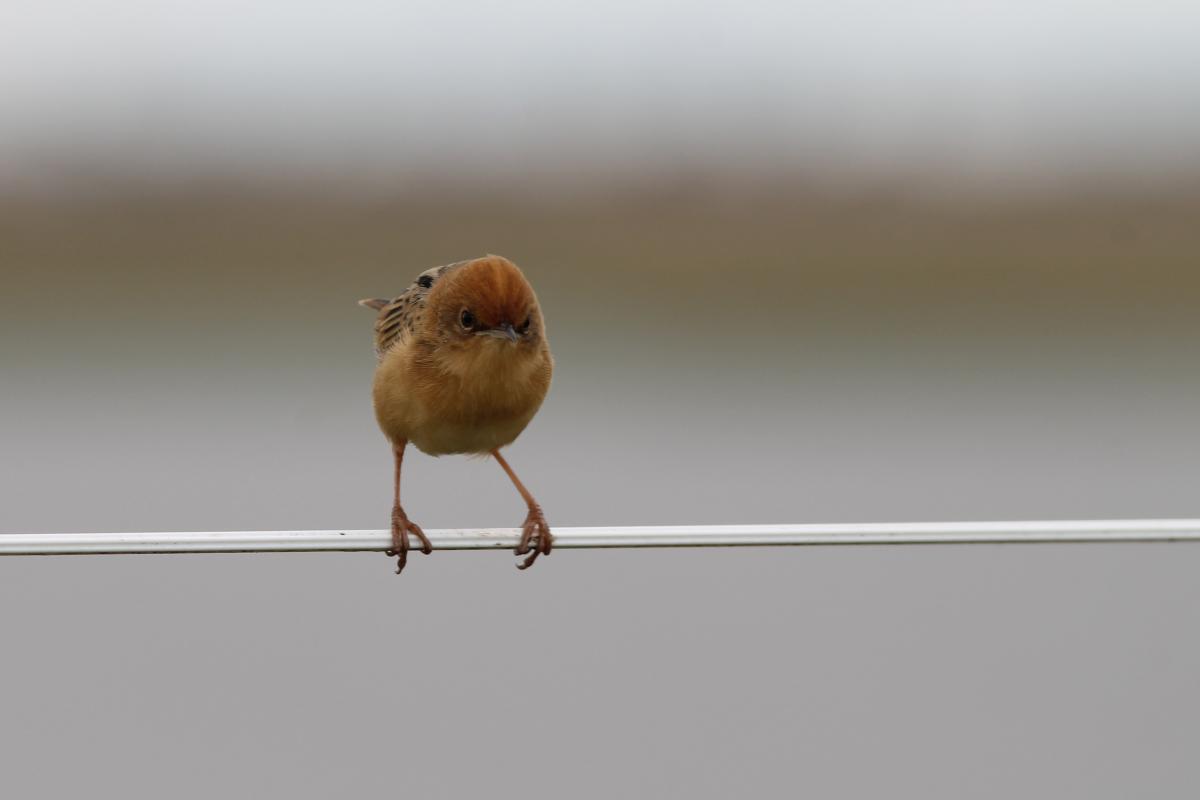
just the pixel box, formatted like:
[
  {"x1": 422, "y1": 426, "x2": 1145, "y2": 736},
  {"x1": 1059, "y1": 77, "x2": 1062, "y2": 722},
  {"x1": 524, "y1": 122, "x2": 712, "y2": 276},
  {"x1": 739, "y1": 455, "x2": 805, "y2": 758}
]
[{"x1": 2, "y1": 3, "x2": 1199, "y2": 798}]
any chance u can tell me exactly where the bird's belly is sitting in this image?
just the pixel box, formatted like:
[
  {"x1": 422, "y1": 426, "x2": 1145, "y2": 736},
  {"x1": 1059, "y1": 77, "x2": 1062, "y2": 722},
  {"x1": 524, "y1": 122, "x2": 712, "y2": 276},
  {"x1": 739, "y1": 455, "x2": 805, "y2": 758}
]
[
  {"x1": 410, "y1": 412, "x2": 533, "y2": 456},
  {"x1": 372, "y1": 335, "x2": 552, "y2": 456}
]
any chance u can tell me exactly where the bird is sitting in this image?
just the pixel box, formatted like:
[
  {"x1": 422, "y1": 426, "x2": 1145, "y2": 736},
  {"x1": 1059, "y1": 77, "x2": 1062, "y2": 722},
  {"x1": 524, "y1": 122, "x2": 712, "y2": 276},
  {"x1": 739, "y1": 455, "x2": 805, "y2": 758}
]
[{"x1": 359, "y1": 255, "x2": 554, "y2": 573}]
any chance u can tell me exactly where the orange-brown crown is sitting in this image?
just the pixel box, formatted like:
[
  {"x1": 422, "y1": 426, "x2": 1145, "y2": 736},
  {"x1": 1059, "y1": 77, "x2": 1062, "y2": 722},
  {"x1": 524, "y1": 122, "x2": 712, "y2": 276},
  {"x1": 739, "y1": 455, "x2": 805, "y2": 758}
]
[{"x1": 427, "y1": 255, "x2": 544, "y2": 340}]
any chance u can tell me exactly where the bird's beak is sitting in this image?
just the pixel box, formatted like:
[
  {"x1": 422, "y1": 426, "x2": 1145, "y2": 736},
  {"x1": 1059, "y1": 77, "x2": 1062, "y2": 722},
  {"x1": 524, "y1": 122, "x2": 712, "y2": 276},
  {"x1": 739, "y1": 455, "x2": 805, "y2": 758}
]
[{"x1": 477, "y1": 324, "x2": 519, "y2": 343}]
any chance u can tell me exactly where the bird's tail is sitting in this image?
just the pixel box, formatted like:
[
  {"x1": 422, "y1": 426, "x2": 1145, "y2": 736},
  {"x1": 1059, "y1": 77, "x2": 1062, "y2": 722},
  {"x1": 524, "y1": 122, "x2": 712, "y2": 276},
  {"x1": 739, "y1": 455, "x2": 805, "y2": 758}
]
[{"x1": 358, "y1": 298, "x2": 389, "y2": 311}]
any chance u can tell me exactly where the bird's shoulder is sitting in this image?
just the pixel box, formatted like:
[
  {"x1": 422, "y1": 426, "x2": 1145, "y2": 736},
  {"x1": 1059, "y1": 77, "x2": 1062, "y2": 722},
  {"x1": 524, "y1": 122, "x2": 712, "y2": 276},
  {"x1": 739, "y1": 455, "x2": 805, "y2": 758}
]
[{"x1": 365, "y1": 260, "x2": 469, "y2": 357}]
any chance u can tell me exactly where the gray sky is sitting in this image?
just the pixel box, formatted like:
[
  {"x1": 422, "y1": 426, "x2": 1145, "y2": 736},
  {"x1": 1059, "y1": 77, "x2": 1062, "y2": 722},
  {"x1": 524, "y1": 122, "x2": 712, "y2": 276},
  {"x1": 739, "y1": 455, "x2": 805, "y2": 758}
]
[{"x1": 3, "y1": 1, "x2": 1200, "y2": 185}]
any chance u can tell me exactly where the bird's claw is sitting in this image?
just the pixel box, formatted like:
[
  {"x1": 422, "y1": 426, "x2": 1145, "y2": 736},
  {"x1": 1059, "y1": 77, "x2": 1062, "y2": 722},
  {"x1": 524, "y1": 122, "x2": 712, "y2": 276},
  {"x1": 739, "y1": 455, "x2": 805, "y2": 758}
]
[
  {"x1": 389, "y1": 507, "x2": 432, "y2": 574},
  {"x1": 514, "y1": 506, "x2": 553, "y2": 570}
]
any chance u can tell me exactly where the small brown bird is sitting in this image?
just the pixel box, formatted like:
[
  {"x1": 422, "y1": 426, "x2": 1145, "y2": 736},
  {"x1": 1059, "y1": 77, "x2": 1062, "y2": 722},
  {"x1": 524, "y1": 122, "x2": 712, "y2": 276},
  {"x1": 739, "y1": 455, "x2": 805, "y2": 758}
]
[{"x1": 359, "y1": 255, "x2": 554, "y2": 573}]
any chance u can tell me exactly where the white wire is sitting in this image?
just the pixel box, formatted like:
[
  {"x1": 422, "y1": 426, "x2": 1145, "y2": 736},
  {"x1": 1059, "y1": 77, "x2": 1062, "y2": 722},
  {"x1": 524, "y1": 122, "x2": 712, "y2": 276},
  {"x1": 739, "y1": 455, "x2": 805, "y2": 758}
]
[{"x1": 1, "y1": 520, "x2": 1199, "y2": 555}]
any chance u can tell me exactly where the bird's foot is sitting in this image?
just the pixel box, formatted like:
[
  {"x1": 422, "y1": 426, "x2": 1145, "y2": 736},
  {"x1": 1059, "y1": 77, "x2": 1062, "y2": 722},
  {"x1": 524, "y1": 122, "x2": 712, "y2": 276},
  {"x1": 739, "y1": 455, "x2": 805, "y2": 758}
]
[
  {"x1": 387, "y1": 506, "x2": 433, "y2": 574},
  {"x1": 514, "y1": 505, "x2": 553, "y2": 570}
]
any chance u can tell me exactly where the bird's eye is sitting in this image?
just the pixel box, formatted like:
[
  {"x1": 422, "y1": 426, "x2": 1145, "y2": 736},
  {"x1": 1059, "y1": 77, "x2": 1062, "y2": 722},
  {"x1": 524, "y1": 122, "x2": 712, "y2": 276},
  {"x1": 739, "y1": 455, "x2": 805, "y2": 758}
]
[
  {"x1": 460, "y1": 309, "x2": 475, "y2": 329},
  {"x1": 517, "y1": 315, "x2": 532, "y2": 334},
  {"x1": 417, "y1": 275, "x2": 434, "y2": 289}
]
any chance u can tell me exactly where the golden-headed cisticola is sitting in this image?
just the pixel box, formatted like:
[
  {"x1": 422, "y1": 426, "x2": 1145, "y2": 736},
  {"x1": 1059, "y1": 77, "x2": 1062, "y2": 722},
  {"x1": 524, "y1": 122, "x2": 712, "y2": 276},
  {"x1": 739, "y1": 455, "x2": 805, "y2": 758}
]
[{"x1": 359, "y1": 255, "x2": 554, "y2": 573}]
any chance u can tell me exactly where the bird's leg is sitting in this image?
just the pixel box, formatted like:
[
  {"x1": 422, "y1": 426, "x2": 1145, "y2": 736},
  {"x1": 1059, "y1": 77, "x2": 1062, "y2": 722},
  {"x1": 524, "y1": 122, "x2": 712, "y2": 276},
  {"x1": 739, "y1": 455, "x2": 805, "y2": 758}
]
[
  {"x1": 386, "y1": 440, "x2": 432, "y2": 574},
  {"x1": 491, "y1": 449, "x2": 552, "y2": 570}
]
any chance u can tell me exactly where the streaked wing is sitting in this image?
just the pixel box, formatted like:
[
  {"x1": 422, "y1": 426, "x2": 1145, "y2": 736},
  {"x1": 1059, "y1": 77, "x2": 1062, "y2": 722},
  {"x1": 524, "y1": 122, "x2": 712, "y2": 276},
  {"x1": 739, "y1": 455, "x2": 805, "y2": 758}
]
[{"x1": 360, "y1": 260, "x2": 467, "y2": 357}]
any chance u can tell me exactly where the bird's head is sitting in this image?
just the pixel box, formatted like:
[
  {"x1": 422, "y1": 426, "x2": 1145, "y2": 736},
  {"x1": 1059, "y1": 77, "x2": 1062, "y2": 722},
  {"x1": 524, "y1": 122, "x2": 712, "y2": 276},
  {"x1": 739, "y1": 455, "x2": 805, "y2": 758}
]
[{"x1": 425, "y1": 255, "x2": 548, "y2": 373}]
